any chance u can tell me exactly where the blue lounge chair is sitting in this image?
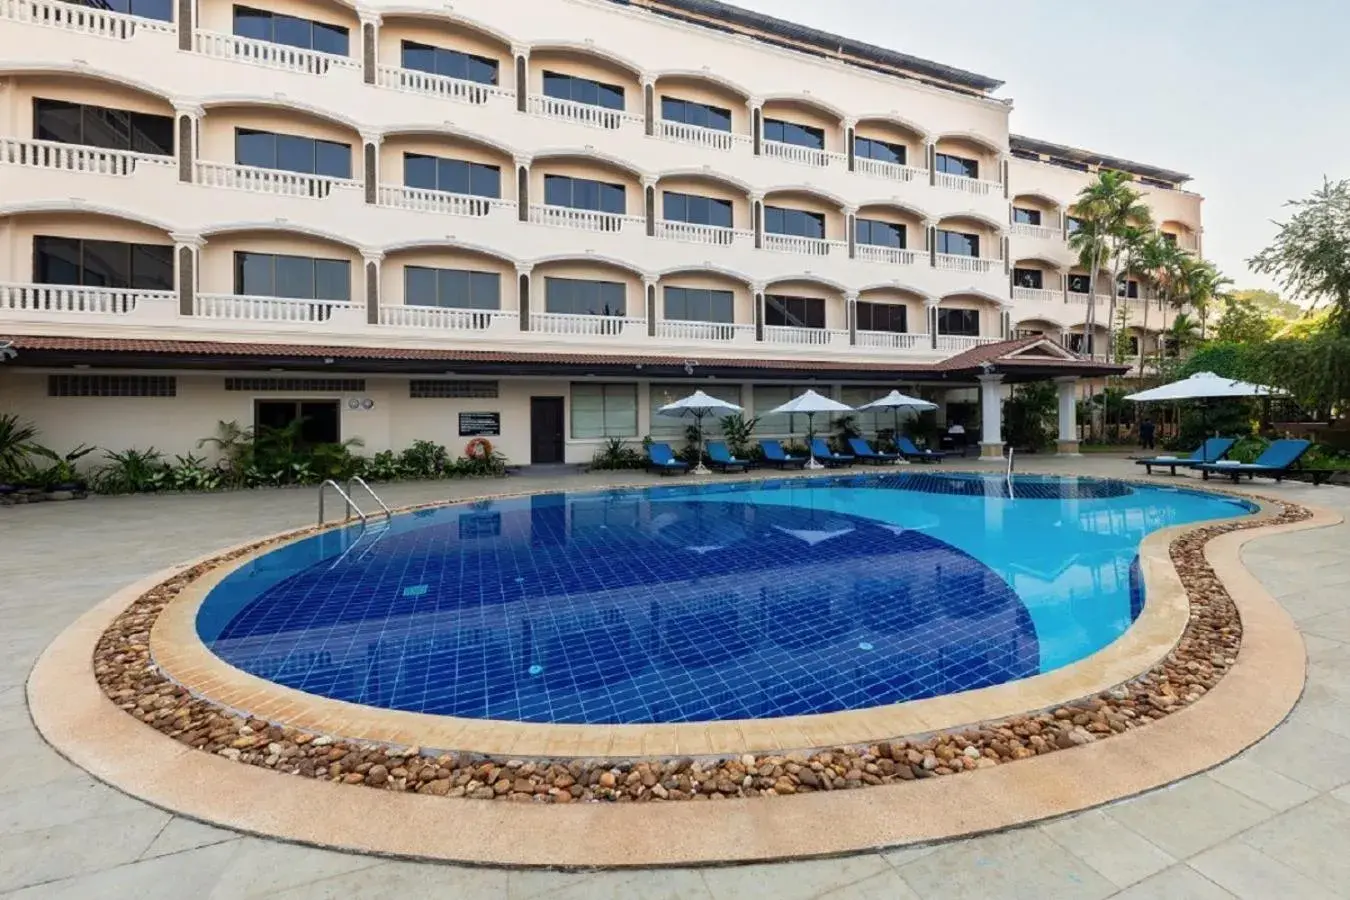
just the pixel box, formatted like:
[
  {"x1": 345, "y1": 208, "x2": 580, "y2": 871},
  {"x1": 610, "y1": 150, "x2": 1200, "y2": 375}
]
[
  {"x1": 810, "y1": 438, "x2": 855, "y2": 468},
  {"x1": 1197, "y1": 439, "x2": 1318, "y2": 483},
  {"x1": 1136, "y1": 437, "x2": 1236, "y2": 475},
  {"x1": 646, "y1": 442, "x2": 689, "y2": 475},
  {"x1": 896, "y1": 436, "x2": 949, "y2": 464},
  {"x1": 848, "y1": 437, "x2": 900, "y2": 465},
  {"x1": 705, "y1": 441, "x2": 749, "y2": 473},
  {"x1": 759, "y1": 439, "x2": 807, "y2": 469}
]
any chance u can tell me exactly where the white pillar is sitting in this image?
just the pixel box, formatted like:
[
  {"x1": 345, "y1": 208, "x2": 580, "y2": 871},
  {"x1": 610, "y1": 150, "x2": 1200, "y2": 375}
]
[
  {"x1": 1056, "y1": 376, "x2": 1080, "y2": 455},
  {"x1": 977, "y1": 373, "x2": 1004, "y2": 460}
]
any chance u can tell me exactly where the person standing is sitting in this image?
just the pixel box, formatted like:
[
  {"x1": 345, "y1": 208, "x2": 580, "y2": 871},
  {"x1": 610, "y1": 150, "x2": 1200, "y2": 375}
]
[{"x1": 1139, "y1": 417, "x2": 1156, "y2": 450}]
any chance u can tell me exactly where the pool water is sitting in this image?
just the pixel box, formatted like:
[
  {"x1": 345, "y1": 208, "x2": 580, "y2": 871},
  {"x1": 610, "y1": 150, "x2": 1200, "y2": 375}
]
[{"x1": 196, "y1": 473, "x2": 1254, "y2": 725}]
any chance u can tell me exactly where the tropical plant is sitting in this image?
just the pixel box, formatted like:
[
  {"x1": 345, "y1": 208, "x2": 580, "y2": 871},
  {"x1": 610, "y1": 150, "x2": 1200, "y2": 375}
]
[
  {"x1": 364, "y1": 450, "x2": 403, "y2": 482},
  {"x1": 398, "y1": 440, "x2": 449, "y2": 480},
  {"x1": 1214, "y1": 293, "x2": 1278, "y2": 345},
  {"x1": 196, "y1": 420, "x2": 255, "y2": 484},
  {"x1": 93, "y1": 448, "x2": 167, "y2": 494},
  {"x1": 589, "y1": 437, "x2": 645, "y2": 471},
  {"x1": 1243, "y1": 332, "x2": 1350, "y2": 420},
  {"x1": 28, "y1": 444, "x2": 98, "y2": 489},
  {"x1": 0, "y1": 414, "x2": 40, "y2": 481},
  {"x1": 1138, "y1": 233, "x2": 1188, "y2": 368},
  {"x1": 718, "y1": 414, "x2": 760, "y2": 458},
  {"x1": 1069, "y1": 170, "x2": 1150, "y2": 359},
  {"x1": 1002, "y1": 382, "x2": 1056, "y2": 451},
  {"x1": 831, "y1": 414, "x2": 861, "y2": 452},
  {"x1": 166, "y1": 454, "x2": 223, "y2": 492},
  {"x1": 1166, "y1": 312, "x2": 1202, "y2": 354},
  {"x1": 1250, "y1": 177, "x2": 1350, "y2": 337},
  {"x1": 1176, "y1": 256, "x2": 1233, "y2": 340}
]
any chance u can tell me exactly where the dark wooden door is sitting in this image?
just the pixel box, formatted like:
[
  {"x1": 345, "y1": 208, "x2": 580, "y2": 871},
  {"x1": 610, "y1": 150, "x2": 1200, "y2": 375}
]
[{"x1": 530, "y1": 397, "x2": 565, "y2": 464}]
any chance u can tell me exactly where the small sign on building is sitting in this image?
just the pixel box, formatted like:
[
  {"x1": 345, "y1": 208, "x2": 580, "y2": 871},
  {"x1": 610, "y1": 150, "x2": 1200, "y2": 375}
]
[{"x1": 458, "y1": 411, "x2": 501, "y2": 436}]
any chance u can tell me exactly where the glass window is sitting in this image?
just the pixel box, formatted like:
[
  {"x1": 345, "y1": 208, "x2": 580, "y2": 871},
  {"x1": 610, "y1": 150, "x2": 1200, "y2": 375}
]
[
  {"x1": 764, "y1": 206, "x2": 825, "y2": 239},
  {"x1": 763, "y1": 118, "x2": 825, "y2": 150},
  {"x1": 660, "y1": 97, "x2": 732, "y2": 132},
  {"x1": 232, "y1": 5, "x2": 349, "y2": 54},
  {"x1": 935, "y1": 152, "x2": 979, "y2": 179},
  {"x1": 1067, "y1": 274, "x2": 1093, "y2": 294},
  {"x1": 570, "y1": 383, "x2": 637, "y2": 438},
  {"x1": 404, "y1": 266, "x2": 500, "y2": 310},
  {"x1": 764, "y1": 294, "x2": 824, "y2": 329},
  {"x1": 1065, "y1": 333, "x2": 1087, "y2": 353},
  {"x1": 234, "y1": 129, "x2": 351, "y2": 178},
  {"x1": 33, "y1": 236, "x2": 172, "y2": 290},
  {"x1": 32, "y1": 98, "x2": 174, "y2": 156},
  {"x1": 1066, "y1": 216, "x2": 1085, "y2": 235},
  {"x1": 544, "y1": 277, "x2": 626, "y2": 316},
  {"x1": 854, "y1": 136, "x2": 905, "y2": 165},
  {"x1": 542, "y1": 175, "x2": 626, "y2": 214},
  {"x1": 856, "y1": 302, "x2": 907, "y2": 333},
  {"x1": 1127, "y1": 336, "x2": 1141, "y2": 355},
  {"x1": 233, "y1": 251, "x2": 350, "y2": 301},
  {"x1": 661, "y1": 191, "x2": 732, "y2": 228},
  {"x1": 65, "y1": 0, "x2": 173, "y2": 20},
  {"x1": 753, "y1": 383, "x2": 826, "y2": 435},
  {"x1": 663, "y1": 287, "x2": 734, "y2": 324},
  {"x1": 855, "y1": 218, "x2": 905, "y2": 248},
  {"x1": 1013, "y1": 268, "x2": 1044, "y2": 289},
  {"x1": 936, "y1": 230, "x2": 980, "y2": 257},
  {"x1": 402, "y1": 153, "x2": 500, "y2": 198},
  {"x1": 648, "y1": 383, "x2": 741, "y2": 439},
  {"x1": 937, "y1": 308, "x2": 979, "y2": 336},
  {"x1": 541, "y1": 71, "x2": 625, "y2": 111},
  {"x1": 841, "y1": 386, "x2": 900, "y2": 434},
  {"x1": 1161, "y1": 232, "x2": 1177, "y2": 245},
  {"x1": 399, "y1": 40, "x2": 499, "y2": 85},
  {"x1": 1012, "y1": 207, "x2": 1042, "y2": 226},
  {"x1": 1116, "y1": 278, "x2": 1140, "y2": 299}
]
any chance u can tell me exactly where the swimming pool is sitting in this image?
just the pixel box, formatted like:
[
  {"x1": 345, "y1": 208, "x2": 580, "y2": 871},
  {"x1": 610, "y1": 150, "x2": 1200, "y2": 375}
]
[{"x1": 196, "y1": 473, "x2": 1255, "y2": 725}]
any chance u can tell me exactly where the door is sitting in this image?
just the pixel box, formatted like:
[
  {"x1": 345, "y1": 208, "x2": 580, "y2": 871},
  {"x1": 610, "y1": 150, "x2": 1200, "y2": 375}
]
[
  {"x1": 530, "y1": 396, "x2": 565, "y2": 464},
  {"x1": 254, "y1": 400, "x2": 341, "y2": 446}
]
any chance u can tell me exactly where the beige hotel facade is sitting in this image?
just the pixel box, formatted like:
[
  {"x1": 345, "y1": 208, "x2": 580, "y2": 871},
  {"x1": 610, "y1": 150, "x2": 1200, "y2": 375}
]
[{"x1": 0, "y1": 0, "x2": 1202, "y2": 463}]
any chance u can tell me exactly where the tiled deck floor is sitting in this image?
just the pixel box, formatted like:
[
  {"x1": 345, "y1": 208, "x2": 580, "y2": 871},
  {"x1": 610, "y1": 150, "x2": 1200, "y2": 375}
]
[{"x1": 3, "y1": 456, "x2": 1350, "y2": 899}]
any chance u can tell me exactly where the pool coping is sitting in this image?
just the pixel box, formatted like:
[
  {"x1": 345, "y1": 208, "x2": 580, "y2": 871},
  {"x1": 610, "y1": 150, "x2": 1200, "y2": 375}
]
[
  {"x1": 25, "y1": 473, "x2": 1341, "y2": 867},
  {"x1": 147, "y1": 476, "x2": 1259, "y2": 758}
]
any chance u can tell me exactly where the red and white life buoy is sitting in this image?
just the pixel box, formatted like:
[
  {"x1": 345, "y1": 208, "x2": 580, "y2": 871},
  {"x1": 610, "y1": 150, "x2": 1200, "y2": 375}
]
[{"x1": 465, "y1": 437, "x2": 493, "y2": 460}]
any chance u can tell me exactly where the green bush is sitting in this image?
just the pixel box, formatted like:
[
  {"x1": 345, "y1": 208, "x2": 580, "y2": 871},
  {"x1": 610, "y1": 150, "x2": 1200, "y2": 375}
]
[{"x1": 590, "y1": 437, "x2": 646, "y2": 471}]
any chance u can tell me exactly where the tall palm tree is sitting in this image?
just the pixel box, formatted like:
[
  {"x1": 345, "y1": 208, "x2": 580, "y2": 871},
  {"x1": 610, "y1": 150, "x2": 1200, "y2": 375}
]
[
  {"x1": 1111, "y1": 222, "x2": 1152, "y2": 365},
  {"x1": 1176, "y1": 258, "x2": 1232, "y2": 340},
  {"x1": 1068, "y1": 170, "x2": 1149, "y2": 359},
  {"x1": 1166, "y1": 312, "x2": 1201, "y2": 354},
  {"x1": 1137, "y1": 234, "x2": 1187, "y2": 370}
]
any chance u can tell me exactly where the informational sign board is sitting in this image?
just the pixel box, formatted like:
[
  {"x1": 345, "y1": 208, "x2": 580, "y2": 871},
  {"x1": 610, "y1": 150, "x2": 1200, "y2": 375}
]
[{"x1": 458, "y1": 412, "x2": 501, "y2": 436}]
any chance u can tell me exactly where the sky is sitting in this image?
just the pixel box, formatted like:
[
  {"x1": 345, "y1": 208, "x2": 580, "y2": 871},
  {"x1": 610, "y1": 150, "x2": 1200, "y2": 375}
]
[{"x1": 728, "y1": 0, "x2": 1350, "y2": 295}]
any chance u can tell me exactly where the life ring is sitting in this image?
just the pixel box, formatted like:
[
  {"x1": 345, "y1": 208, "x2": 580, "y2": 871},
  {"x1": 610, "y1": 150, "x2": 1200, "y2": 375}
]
[{"x1": 465, "y1": 437, "x2": 493, "y2": 460}]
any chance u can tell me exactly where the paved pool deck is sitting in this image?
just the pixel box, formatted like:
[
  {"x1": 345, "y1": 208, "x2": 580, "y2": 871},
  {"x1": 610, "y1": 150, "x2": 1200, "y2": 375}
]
[{"x1": 3, "y1": 454, "x2": 1350, "y2": 898}]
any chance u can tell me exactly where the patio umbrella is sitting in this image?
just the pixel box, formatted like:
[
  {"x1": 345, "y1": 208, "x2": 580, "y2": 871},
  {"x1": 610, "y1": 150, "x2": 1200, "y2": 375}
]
[
  {"x1": 769, "y1": 390, "x2": 855, "y2": 470},
  {"x1": 857, "y1": 389, "x2": 938, "y2": 445},
  {"x1": 656, "y1": 390, "x2": 743, "y2": 476},
  {"x1": 1124, "y1": 371, "x2": 1282, "y2": 440}
]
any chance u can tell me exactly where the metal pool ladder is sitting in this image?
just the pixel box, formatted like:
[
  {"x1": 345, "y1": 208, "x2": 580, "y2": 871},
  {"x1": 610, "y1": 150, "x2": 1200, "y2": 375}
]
[
  {"x1": 318, "y1": 477, "x2": 392, "y2": 525},
  {"x1": 1005, "y1": 447, "x2": 1016, "y2": 499}
]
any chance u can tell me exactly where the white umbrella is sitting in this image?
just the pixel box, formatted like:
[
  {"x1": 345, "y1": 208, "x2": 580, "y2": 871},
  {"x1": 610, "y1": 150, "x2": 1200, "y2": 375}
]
[
  {"x1": 769, "y1": 390, "x2": 854, "y2": 470},
  {"x1": 1123, "y1": 371, "x2": 1279, "y2": 402},
  {"x1": 656, "y1": 390, "x2": 743, "y2": 475},
  {"x1": 857, "y1": 390, "x2": 938, "y2": 444}
]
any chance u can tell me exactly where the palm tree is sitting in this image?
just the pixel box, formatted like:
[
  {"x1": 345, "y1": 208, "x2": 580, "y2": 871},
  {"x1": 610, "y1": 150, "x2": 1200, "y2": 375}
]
[
  {"x1": 1138, "y1": 233, "x2": 1187, "y2": 370},
  {"x1": 1068, "y1": 171, "x2": 1152, "y2": 359},
  {"x1": 1110, "y1": 222, "x2": 1152, "y2": 365},
  {"x1": 1176, "y1": 258, "x2": 1232, "y2": 340},
  {"x1": 1166, "y1": 312, "x2": 1201, "y2": 355}
]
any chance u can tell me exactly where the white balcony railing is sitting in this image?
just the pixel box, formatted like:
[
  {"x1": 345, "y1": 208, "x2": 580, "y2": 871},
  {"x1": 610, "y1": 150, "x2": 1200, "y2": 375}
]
[
  {"x1": 529, "y1": 313, "x2": 641, "y2": 335},
  {"x1": 528, "y1": 205, "x2": 641, "y2": 233},
  {"x1": 527, "y1": 95, "x2": 640, "y2": 130},
  {"x1": 1012, "y1": 287, "x2": 1060, "y2": 304},
  {"x1": 655, "y1": 120, "x2": 747, "y2": 152},
  {"x1": 763, "y1": 233, "x2": 838, "y2": 256},
  {"x1": 2, "y1": 0, "x2": 174, "y2": 39},
  {"x1": 936, "y1": 334, "x2": 999, "y2": 351},
  {"x1": 0, "y1": 137, "x2": 174, "y2": 177},
  {"x1": 193, "y1": 30, "x2": 359, "y2": 76},
  {"x1": 856, "y1": 244, "x2": 919, "y2": 266},
  {"x1": 378, "y1": 305, "x2": 517, "y2": 331},
  {"x1": 378, "y1": 185, "x2": 512, "y2": 218},
  {"x1": 935, "y1": 172, "x2": 1000, "y2": 196},
  {"x1": 854, "y1": 157, "x2": 925, "y2": 183},
  {"x1": 653, "y1": 220, "x2": 743, "y2": 247},
  {"x1": 374, "y1": 65, "x2": 510, "y2": 105},
  {"x1": 194, "y1": 294, "x2": 357, "y2": 322},
  {"x1": 855, "y1": 330, "x2": 928, "y2": 351},
  {"x1": 935, "y1": 253, "x2": 996, "y2": 274},
  {"x1": 0, "y1": 283, "x2": 170, "y2": 315},
  {"x1": 762, "y1": 140, "x2": 839, "y2": 168},
  {"x1": 763, "y1": 325, "x2": 837, "y2": 346},
  {"x1": 654, "y1": 320, "x2": 754, "y2": 342},
  {"x1": 1010, "y1": 222, "x2": 1060, "y2": 240},
  {"x1": 1066, "y1": 291, "x2": 1093, "y2": 304},
  {"x1": 196, "y1": 162, "x2": 359, "y2": 198}
]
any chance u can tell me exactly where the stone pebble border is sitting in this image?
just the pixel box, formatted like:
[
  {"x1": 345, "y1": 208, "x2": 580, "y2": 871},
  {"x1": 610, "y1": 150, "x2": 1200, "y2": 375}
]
[{"x1": 93, "y1": 486, "x2": 1311, "y2": 806}]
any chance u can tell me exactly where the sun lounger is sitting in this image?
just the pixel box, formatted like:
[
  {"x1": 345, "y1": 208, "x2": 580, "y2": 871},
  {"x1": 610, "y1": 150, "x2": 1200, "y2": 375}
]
[
  {"x1": 705, "y1": 441, "x2": 749, "y2": 473},
  {"x1": 810, "y1": 438, "x2": 855, "y2": 468},
  {"x1": 758, "y1": 440, "x2": 807, "y2": 470},
  {"x1": 847, "y1": 437, "x2": 900, "y2": 464},
  {"x1": 896, "y1": 436, "x2": 948, "y2": 464},
  {"x1": 1135, "y1": 437, "x2": 1236, "y2": 475},
  {"x1": 1196, "y1": 439, "x2": 1314, "y2": 483},
  {"x1": 646, "y1": 442, "x2": 689, "y2": 475}
]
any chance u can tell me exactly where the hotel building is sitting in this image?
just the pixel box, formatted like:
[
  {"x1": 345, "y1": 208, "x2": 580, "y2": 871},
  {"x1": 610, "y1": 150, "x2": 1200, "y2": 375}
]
[{"x1": 0, "y1": 0, "x2": 1203, "y2": 463}]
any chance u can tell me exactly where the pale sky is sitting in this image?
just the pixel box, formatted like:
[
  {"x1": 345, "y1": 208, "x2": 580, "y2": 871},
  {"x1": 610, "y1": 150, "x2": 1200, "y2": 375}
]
[{"x1": 729, "y1": 0, "x2": 1350, "y2": 295}]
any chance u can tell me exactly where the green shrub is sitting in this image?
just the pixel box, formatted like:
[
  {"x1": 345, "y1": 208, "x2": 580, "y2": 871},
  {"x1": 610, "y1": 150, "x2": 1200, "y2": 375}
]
[{"x1": 590, "y1": 437, "x2": 646, "y2": 471}]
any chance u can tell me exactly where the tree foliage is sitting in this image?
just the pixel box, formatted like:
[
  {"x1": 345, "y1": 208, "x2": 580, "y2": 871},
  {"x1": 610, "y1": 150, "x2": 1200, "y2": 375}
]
[
  {"x1": 1243, "y1": 333, "x2": 1350, "y2": 417},
  {"x1": 1214, "y1": 293, "x2": 1278, "y2": 344},
  {"x1": 1250, "y1": 178, "x2": 1350, "y2": 336},
  {"x1": 1230, "y1": 289, "x2": 1302, "y2": 321}
]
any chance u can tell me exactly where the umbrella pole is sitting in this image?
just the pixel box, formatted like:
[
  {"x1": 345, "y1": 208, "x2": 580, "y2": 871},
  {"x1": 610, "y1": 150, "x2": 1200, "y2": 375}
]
[
  {"x1": 806, "y1": 411, "x2": 824, "y2": 470},
  {"x1": 692, "y1": 411, "x2": 710, "y2": 476}
]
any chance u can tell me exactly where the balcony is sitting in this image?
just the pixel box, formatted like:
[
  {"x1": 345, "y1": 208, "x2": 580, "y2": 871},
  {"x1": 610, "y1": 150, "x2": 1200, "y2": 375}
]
[
  {"x1": 195, "y1": 162, "x2": 361, "y2": 199},
  {"x1": 935, "y1": 334, "x2": 999, "y2": 351},
  {"x1": 0, "y1": 283, "x2": 172, "y2": 315},
  {"x1": 763, "y1": 326, "x2": 845, "y2": 346},
  {"x1": 853, "y1": 157, "x2": 925, "y2": 184},
  {"x1": 378, "y1": 185, "x2": 515, "y2": 218},
  {"x1": 856, "y1": 244, "x2": 919, "y2": 267},
  {"x1": 653, "y1": 221, "x2": 748, "y2": 247},
  {"x1": 378, "y1": 305, "x2": 518, "y2": 333},
  {"x1": 527, "y1": 205, "x2": 644, "y2": 233},
  {"x1": 374, "y1": 66, "x2": 512, "y2": 106},
  {"x1": 0, "y1": 137, "x2": 174, "y2": 178},
  {"x1": 762, "y1": 140, "x2": 840, "y2": 168},
  {"x1": 526, "y1": 95, "x2": 641, "y2": 130},
  {"x1": 194, "y1": 294, "x2": 361, "y2": 323},
  {"x1": 1066, "y1": 291, "x2": 1093, "y2": 305},
  {"x1": 1010, "y1": 222, "x2": 1060, "y2": 241},
  {"x1": 762, "y1": 233, "x2": 840, "y2": 257},
  {"x1": 654, "y1": 320, "x2": 756, "y2": 342},
  {"x1": 193, "y1": 31, "x2": 360, "y2": 77},
  {"x1": 934, "y1": 172, "x2": 1001, "y2": 196},
  {"x1": 2, "y1": 0, "x2": 174, "y2": 40},
  {"x1": 1012, "y1": 287, "x2": 1059, "y2": 304},
  {"x1": 855, "y1": 330, "x2": 927, "y2": 351},
  {"x1": 655, "y1": 120, "x2": 748, "y2": 152},
  {"x1": 529, "y1": 312, "x2": 643, "y2": 335},
  {"x1": 934, "y1": 254, "x2": 995, "y2": 274}
]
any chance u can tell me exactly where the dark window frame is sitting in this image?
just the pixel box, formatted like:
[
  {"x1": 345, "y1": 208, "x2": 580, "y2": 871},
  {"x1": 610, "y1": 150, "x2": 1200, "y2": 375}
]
[
  {"x1": 661, "y1": 191, "x2": 733, "y2": 228},
  {"x1": 663, "y1": 286, "x2": 735, "y2": 324},
  {"x1": 1012, "y1": 207, "x2": 1042, "y2": 226},
  {"x1": 856, "y1": 301, "x2": 908, "y2": 333},
  {"x1": 764, "y1": 294, "x2": 825, "y2": 329},
  {"x1": 32, "y1": 97, "x2": 174, "y2": 156},
  {"x1": 542, "y1": 174, "x2": 626, "y2": 215},
  {"x1": 660, "y1": 96, "x2": 732, "y2": 132},
  {"x1": 764, "y1": 205, "x2": 826, "y2": 239},
  {"x1": 935, "y1": 152, "x2": 979, "y2": 179},
  {"x1": 1067, "y1": 273, "x2": 1093, "y2": 294},
  {"x1": 403, "y1": 265, "x2": 501, "y2": 310},
  {"x1": 543, "y1": 276, "x2": 627, "y2": 316},
  {"x1": 763, "y1": 117, "x2": 825, "y2": 150},
  {"x1": 234, "y1": 127, "x2": 352, "y2": 179},
  {"x1": 854, "y1": 136, "x2": 906, "y2": 165},
  {"x1": 937, "y1": 308, "x2": 980, "y2": 337},
  {"x1": 855, "y1": 217, "x2": 906, "y2": 249},
  {"x1": 231, "y1": 4, "x2": 349, "y2": 55},
  {"x1": 402, "y1": 152, "x2": 501, "y2": 198},
  {"x1": 1013, "y1": 268, "x2": 1044, "y2": 289},
  {"x1": 399, "y1": 39, "x2": 499, "y2": 85},
  {"x1": 541, "y1": 70, "x2": 625, "y2": 111},
  {"x1": 33, "y1": 235, "x2": 173, "y2": 291},
  {"x1": 233, "y1": 251, "x2": 351, "y2": 302},
  {"x1": 935, "y1": 229, "x2": 980, "y2": 257}
]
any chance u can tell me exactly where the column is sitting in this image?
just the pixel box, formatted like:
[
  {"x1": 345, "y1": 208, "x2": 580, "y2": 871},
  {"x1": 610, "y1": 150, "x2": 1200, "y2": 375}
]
[
  {"x1": 642, "y1": 175, "x2": 657, "y2": 237},
  {"x1": 173, "y1": 103, "x2": 200, "y2": 184},
  {"x1": 977, "y1": 373, "x2": 1005, "y2": 460},
  {"x1": 641, "y1": 73, "x2": 656, "y2": 137},
  {"x1": 1001, "y1": 235, "x2": 1010, "y2": 274},
  {"x1": 644, "y1": 275, "x2": 658, "y2": 337},
  {"x1": 1055, "y1": 376, "x2": 1081, "y2": 455},
  {"x1": 924, "y1": 297, "x2": 940, "y2": 350},
  {"x1": 359, "y1": 11, "x2": 380, "y2": 85},
  {"x1": 361, "y1": 131, "x2": 381, "y2": 205},
  {"x1": 999, "y1": 154, "x2": 1010, "y2": 199},
  {"x1": 513, "y1": 45, "x2": 530, "y2": 113},
  {"x1": 516, "y1": 263, "x2": 532, "y2": 331},
  {"x1": 515, "y1": 155, "x2": 531, "y2": 222},
  {"x1": 999, "y1": 303, "x2": 1012, "y2": 339},
  {"x1": 844, "y1": 205, "x2": 857, "y2": 259},
  {"x1": 752, "y1": 281, "x2": 766, "y2": 342},
  {"x1": 169, "y1": 233, "x2": 202, "y2": 316},
  {"x1": 176, "y1": 0, "x2": 193, "y2": 51},
  {"x1": 749, "y1": 97, "x2": 764, "y2": 155},
  {"x1": 925, "y1": 140, "x2": 937, "y2": 186},
  {"x1": 924, "y1": 218, "x2": 937, "y2": 267},
  {"x1": 843, "y1": 118, "x2": 857, "y2": 172},
  {"x1": 361, "y1": 250, "x2": 382, "y2": 325},
  {"x1": 750, "y1": 192, "x2": 764, "y2": 249},
  {"x1": 846, "y1": 291, "x2": 858, "y2": 346}
]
